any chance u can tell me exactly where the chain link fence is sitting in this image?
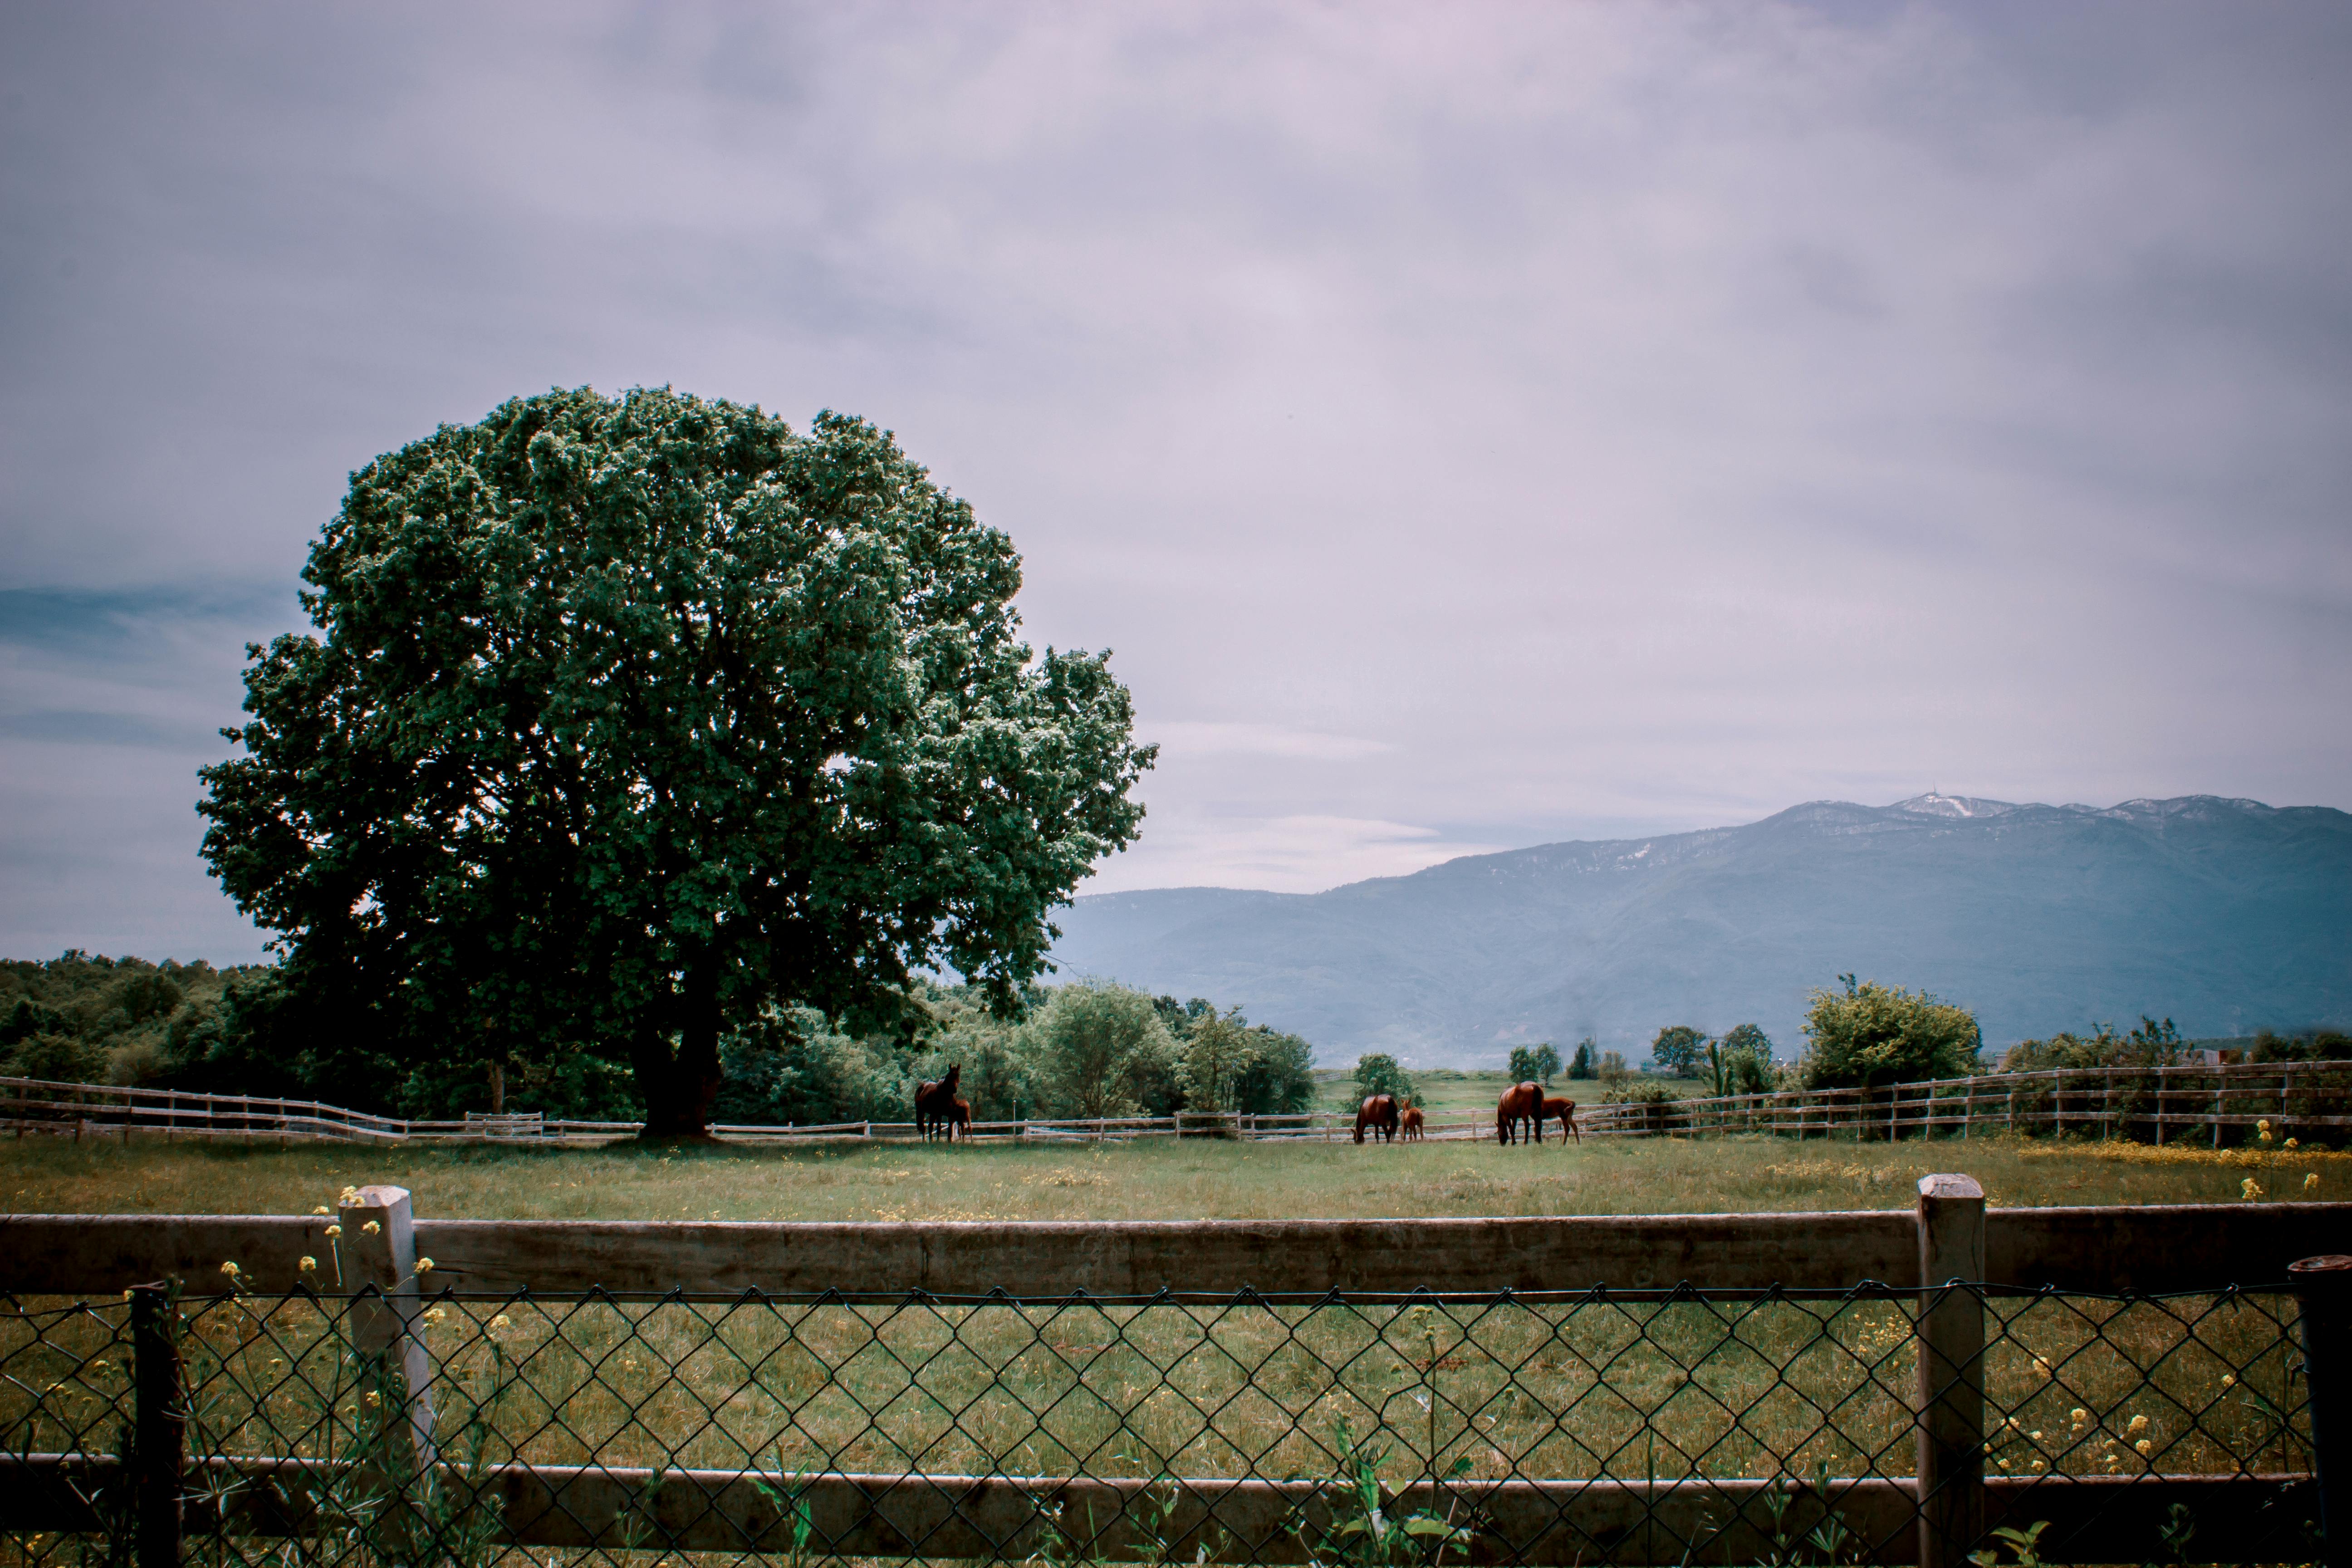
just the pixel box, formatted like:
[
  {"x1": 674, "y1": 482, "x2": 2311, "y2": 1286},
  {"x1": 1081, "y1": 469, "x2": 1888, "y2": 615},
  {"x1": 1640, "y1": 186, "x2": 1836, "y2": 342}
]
[{"x1": 1, "y1": 1277, "x2": 2324, "y2": 1567}]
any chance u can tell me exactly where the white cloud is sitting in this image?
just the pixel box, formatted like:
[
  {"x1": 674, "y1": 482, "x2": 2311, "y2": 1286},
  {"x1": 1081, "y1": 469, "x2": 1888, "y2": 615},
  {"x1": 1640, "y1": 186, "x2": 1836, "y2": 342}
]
[{"x1": 1085, "y1": 811, "x2": 1508, "y2": 896}]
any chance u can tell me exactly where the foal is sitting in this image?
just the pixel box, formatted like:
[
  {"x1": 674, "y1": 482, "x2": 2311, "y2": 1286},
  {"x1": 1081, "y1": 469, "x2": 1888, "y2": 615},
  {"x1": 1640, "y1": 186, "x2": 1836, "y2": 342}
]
[{"x1": 1539, "y1": 1096, "x2": 1582, "y2": 1145}]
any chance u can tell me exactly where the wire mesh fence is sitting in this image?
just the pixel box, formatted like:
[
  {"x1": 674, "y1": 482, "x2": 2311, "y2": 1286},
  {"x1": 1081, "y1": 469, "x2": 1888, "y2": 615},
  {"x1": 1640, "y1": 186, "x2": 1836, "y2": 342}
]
[{"x1": 0, "y1": 1279, "x2": 2323, "y2": 1567}]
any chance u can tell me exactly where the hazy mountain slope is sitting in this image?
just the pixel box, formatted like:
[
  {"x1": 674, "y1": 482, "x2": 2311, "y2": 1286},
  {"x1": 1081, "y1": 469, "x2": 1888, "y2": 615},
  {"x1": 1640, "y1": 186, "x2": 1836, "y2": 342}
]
[{"x1": 1044, "y1": 795, "x2": 2352, "y2": 1064}]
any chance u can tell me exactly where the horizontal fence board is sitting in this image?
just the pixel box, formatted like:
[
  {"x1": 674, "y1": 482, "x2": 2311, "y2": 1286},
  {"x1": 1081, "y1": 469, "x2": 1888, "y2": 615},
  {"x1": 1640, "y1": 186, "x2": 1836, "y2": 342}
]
[
  {"x1": 0, "y1": 1213, "x2": 324, "y2": 1294},
  {"x1": 407, "y1": 1210, "x2": 1921, "y2": 1295},
  {"x1": 6, "y1": 1202, "x2": 2347, "y2": 1298},
  {"x1": 0, "y1": 1455, "x2": 2314, "y2": 1566},
  {"x1": 0, "y1": 1210, "x2": 1912, "y2": 1296},
  {"x1": 1983, "y1": 1202, "x2": 2352, "y2": 1292}
]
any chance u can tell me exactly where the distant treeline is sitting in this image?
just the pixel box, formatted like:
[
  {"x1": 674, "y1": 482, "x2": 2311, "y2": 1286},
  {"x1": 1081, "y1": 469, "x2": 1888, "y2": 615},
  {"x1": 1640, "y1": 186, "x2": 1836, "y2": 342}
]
[
  {"x1": 1351, "y1": 979, "x2": 2349, "y2": 1107},
  {"x1": 0, "y1": 955, "x2": 1316, "y2": 1126}
]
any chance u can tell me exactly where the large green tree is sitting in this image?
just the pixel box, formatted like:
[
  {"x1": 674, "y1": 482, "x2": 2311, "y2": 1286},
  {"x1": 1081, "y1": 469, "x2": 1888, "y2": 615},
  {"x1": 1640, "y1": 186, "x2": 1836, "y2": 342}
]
[{"x1": 199, "y1": 388, "x2": 1154, "y2": 1135}]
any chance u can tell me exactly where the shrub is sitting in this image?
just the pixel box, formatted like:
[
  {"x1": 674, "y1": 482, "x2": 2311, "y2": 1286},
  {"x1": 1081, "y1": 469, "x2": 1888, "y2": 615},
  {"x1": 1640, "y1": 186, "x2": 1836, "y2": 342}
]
[
  {"x1": 2001, "y1": 1016, "x2": 2180, "y2": 1073},
  {"x1": 1800, "y1": 975, "x2": 1982, "y2": 1089}
]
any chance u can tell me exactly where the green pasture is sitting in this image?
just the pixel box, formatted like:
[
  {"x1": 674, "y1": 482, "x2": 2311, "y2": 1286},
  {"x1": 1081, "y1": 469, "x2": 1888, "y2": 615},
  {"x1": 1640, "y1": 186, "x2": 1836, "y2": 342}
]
[{"x1": 3, "y1": 1127, "x2": 2341, "y2": 1224}]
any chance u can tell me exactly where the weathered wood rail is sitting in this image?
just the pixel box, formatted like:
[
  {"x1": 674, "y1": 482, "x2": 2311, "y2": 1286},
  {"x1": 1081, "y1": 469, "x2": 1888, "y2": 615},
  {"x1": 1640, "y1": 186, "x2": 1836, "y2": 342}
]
[{"x1": 6, "y1": 1199, "x2": 2348, "y2": 1298}]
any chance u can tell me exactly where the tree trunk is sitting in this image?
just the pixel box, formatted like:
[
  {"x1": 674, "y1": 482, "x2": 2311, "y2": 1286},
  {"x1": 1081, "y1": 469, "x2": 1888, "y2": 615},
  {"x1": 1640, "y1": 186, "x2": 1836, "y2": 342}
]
[{"x1": 632, "y1": 965, "x2": 724, "y2": 1139}]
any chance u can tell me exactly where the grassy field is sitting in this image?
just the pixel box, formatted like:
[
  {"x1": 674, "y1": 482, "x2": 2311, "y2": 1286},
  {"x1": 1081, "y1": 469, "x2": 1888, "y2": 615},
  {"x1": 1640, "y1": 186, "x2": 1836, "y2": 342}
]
[{"x1": 3, "y1": 1128, "x2": 2341, "y2": 1223}]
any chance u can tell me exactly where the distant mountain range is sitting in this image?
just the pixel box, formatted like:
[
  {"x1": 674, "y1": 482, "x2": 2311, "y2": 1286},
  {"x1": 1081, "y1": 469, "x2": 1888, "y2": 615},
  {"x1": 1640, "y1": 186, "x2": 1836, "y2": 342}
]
[{"x1": 1044, "y1": 795, "x2": 2352, "y2": 1067}]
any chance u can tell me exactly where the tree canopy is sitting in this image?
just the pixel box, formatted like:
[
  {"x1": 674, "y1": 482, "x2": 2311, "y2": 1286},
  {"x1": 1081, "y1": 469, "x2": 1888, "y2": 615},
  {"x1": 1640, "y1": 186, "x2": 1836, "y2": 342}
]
[
  {"x1": 1352, "y1": 1052, "x2": 1415, "y2": 1104},
  {"x1": 1648, "y1": 1025, "x2": 1707, "y2": 1075},
  {"x1": 1799, "y1": 976, "x2": 1982, "y2": 1089},
  {"x1": 1507, "y1": 1041, "x2": 1561, "y2": 1084},
  {"x1": 198, "y1": 388, "x2": 1155, "y2": 1133}
]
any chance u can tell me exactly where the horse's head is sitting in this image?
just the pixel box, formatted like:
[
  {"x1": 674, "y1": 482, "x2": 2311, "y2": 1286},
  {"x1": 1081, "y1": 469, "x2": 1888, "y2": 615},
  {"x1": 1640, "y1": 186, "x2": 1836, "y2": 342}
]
[{"x1": 943, "y1": 1063, "x2": 961, "y2": 1087}]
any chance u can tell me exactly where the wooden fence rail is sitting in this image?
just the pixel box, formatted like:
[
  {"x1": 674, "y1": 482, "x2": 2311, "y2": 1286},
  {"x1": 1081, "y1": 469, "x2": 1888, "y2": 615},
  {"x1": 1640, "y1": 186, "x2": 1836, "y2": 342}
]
[
  {"x1": 5, "y1": 1060, "x2": 2348, "y2": 1151},
  {"x1": 5, "y1": 1182, "x2": 2349, "y2": 1566}
]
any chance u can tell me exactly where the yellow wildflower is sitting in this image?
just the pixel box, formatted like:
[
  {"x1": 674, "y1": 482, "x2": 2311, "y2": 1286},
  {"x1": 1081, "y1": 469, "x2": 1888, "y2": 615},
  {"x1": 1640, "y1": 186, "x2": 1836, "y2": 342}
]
[
  {"x1": 323, "y1": 1225, "x2": 341, "y2": 1238},
  {"x1": 2029, "y1": 1431, "x2": 2043, "y2": 1441},
  {"x1": 423, "y1": 1307, "x2": 448, "y2": 1323},
  {"x1": 361, "y1": 1220, "x2": 382, "y2": 1235},
  {"x1": 2222, "y1": 1373, "x2": 2237, "y2": 1388},
  {"x1": 2030, "y1": 1459, "x2": 2047, "y2": 1472},
  {"x1": 2242, "y1": 1178, "x2": 2264, "y2": 1200},
  {"x1": 2032, "y1": 1356, "x2": 2053, "y2": 1379},
  {"x1": 220, "y1": 1261, "x2": 240, "y2": 1277},
  {"x1": 1996, "y1": 1457, "x2": 2011, "y2": 1470},
  {"x1": 313, "y1": 1206, "x2": 332, "y2": 1215},
  {"x1": 2070, "y1": 1408, "x2": 2088, "y2": 1425},
  {"x1": 362, "y1": 1390, "x2": 380, "y2": 1407},
  {"x1": 2136, "y1": 1439, "x2": 2153, "y2": 1455},
  {"x1": 414, "y1": 1258, "x2": 434, "y2": 1274},
  {"x1": 340, "y1": 1186, "x2": 360, "y2": 1203},
  {"x1": 2284, "y1": 1137, "x2": 2299, "y2": 1150},
  {"x1": 490, "y1": 1313, "x2": 511, "y2": 1329},
  {"x1": 2308, "y1": 1173, "x2": 2322, "y2": 1191},
  {"x1": 299, "y1": 1256, "x2": 317, "y2": 1273},
  {"x1": 2129, "y1": 1415, "x2": 2149, "y2": 1434}
]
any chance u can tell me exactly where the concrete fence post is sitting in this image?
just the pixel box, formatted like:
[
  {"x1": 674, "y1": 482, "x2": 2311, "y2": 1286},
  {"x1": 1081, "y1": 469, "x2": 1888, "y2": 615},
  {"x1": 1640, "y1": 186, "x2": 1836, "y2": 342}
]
[
  {"x1": 2290, "y1": 1254, "x2": 2352, "y2": 1568},
  {"x1": 129, "y1": 1282, "x2": 183, "y2": 1568},
  {"x1": 1916, "y1": 1173, "x2": 1987, "y2": 1568},
  {"x1": 343, "y1": 1184, "x2": 436, "y2": 1475}
]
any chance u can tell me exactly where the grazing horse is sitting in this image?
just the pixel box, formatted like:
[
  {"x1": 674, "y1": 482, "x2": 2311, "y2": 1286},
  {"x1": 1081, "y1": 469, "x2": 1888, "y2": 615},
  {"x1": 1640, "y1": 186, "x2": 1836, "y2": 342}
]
[
  {"x1": 1400, "y1": 1103, "x2": 1426, "y2": 1142},
  {"x1": 914, "y1": 1064, "x2": 963, "y2": 1142},
  {"x1": 1496, "y1": 1081, "x2": 1546, "y2": 1145},
  {"x1": 1354, "y1": 1093, "x2": 1401, "y2": 1144},
  {"x1": 1539, "y1": 1095, "x2": 1582, "y2": 1145}
]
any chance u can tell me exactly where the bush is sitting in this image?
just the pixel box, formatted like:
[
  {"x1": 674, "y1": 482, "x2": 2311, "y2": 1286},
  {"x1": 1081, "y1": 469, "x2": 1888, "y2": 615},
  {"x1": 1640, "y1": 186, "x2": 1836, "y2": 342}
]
[
  {"x1": 2001, "y1": 1016, "x2": 2180, "y2": 1073},
  {"x1": 5, "y1": 1031, "x2": 108, "y2": 1083},
  {"x1": 1800, "y1": 976, "x2": 1982, "y2": 1089},
  {"x1": 2249, "y1": 1028, "x2": 2352, "y2": 1063}
]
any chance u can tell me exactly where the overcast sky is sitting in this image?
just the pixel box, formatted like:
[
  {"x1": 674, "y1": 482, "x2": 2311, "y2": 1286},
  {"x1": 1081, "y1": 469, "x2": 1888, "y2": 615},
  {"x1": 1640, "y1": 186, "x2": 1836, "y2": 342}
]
[{"x1": 4, "y1": 1, "x2": 2348, "y2": 965}]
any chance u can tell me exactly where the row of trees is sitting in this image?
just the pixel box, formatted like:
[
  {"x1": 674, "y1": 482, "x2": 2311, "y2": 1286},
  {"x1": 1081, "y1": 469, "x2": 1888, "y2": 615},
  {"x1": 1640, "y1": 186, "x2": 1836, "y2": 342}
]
[{"x1": 0, "y1": 952, "x2": 1316, "y2": 1128}]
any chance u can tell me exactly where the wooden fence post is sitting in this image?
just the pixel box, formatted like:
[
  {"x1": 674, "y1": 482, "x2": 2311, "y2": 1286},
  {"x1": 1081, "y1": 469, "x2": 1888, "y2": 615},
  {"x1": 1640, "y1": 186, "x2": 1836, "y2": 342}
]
[
  {"x1": 129, "y1": 1282, "x2": 184, "y2": 1568},
  {"x1": 2290, "y1": 1254, "x2": 2352, "y2": 1568},
  {"x1": 1916, "y1": 1173, "x2": 1986, "y2": 1568},
  {"x1": 343, "y1": 1184, "x2": 437, "y2": 1473}
]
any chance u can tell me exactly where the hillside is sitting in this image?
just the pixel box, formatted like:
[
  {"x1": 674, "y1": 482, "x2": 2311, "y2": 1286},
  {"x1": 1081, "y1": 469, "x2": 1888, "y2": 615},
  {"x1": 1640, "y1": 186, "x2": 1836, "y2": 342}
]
[{"x1": 1044, "y1": 795, "x2": 2352, "y2": 1066}]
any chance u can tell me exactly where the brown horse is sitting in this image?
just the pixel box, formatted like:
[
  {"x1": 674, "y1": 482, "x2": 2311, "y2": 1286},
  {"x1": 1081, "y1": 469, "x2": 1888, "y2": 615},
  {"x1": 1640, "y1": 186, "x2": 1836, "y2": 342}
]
[
  {"x1": 1354, "y1": 1093, "x2": 1401, "y2": 1144},
  {"x1": 1400, "y1": 1103, "x2": 1425, "y2": 1142},
  {"x1": 914, "y1": 1064, "x2": 963, "y2": 1142},
  {"x1": 1497, "y1": 1081, "x2": 1546, "y2": 1144},
  {"x1": 949, "y1": 1095, "x2": 975, "y2": 1141},
  {"x1": 1539, "y1": 1095, "x2": 1582, "y2": 1144}
]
